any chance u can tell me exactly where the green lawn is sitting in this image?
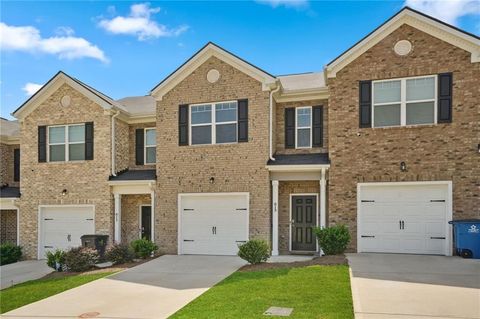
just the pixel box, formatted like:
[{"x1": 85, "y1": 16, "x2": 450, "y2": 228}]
[
  {"x1": 0, "y1": 272, "x2": 115, "y2": 314},
  {"x1": 171, "y1": 265, "x2": 353, "y2": 319}
]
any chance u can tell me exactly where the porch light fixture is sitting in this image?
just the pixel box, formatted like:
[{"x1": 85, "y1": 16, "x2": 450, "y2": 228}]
[
  {"x1": 62, "y1": 189, "x2": 68, "y2": 196},
  {"x1": 400, "y1": 162, "x2": 407, "y2": 172},
  {"x1": 209, "y1": 177, "x2": 215, "y2": 184}
]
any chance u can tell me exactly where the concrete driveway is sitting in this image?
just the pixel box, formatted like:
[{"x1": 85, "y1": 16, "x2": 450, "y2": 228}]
[
  {"x1": 1, "y1": 260, "x2": 52, "y2": 290},
  {"x1": 3, "y1": 255, "x2": 245, "y2": 319},
  {"x1": 347, "y1": 253, "x2": 480, "y2": 319}
]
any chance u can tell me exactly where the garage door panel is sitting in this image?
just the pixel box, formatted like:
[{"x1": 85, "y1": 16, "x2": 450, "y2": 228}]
[{"x1": 359, "y1": 184, "x2": 448, "y2": 255}]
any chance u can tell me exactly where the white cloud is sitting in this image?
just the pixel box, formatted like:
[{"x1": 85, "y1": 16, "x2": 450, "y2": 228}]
[
  {"x1": 98, "y1": 2, "x2": 189, "y2": 41},
  {"x1": 55, "y1": 26, "x2": 75, "y2": 36},
  {"x1": 256, "y1": 0, "x2": 309, "y2": 9},
  {"x1": 405, "y1": 0, "x2": 480, "y2": 25},
  {"x1": 22, "y1": 83, "x2": 43, "y2": 96},
  {"x1": 0, "y1": 22, "x2": 108, "y2": 62}
]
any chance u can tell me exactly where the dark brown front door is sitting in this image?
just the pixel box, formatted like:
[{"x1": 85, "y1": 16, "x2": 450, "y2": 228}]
[
  {"x1": 141, "y1": 206, "x2": 152, "y2": 241},
  {"x1": 291, "y1": 196, "x2": 317, "y2": 251}
]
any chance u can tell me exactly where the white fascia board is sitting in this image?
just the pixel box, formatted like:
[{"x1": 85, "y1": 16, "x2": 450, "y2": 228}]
[
  {"x1": 266, "y1": 164, "x2": 330, "y2": 172},
  {"x1": 327, "y1": 10, "x2": 480, "y2": 78},
  {"x1": 275, "y1": 88, "x2": 329, "y2": 103},
  {"x1": 108, "y1": 180, "x2": 156, "y2": 186},
  {"x1": 116, "y1": 112, "x2": 156, "y2": 124},
  {"x1": 0, "y1": 198, "x2": 18, "y2": 210}
]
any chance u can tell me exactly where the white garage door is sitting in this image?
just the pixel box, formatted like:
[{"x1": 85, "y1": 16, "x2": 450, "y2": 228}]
[
  {"x1": 179, "y1": 193, "x2": 249, "y2": 255},
  {"x1": 39, "y1": 206, "x2": 95, "y2": 259},
  {"x1": 358, "y1": 183, "x2": 450, "y2": 255}
]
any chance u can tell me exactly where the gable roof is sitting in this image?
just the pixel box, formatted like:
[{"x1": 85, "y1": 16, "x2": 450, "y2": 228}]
[
  {"x1": 326, "y1": 6, "x2": 480, "y2": 78},
  {"x1": 150, "y1": 42, "x2": 277, "y2": 100},
  {"x1": 12, "y1": 71, "x2": 126, "y2": 120}
]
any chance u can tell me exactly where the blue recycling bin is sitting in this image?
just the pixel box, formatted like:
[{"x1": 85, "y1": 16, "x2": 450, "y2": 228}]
[{"x1": 448, "y1": 219, "x2": 480, "y2": 259}]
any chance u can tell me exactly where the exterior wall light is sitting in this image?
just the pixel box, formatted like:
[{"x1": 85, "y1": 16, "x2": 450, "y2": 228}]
[
  {"x1": 209, "y1": 177, "x2": 215, "y2": 184},
  {"x1": 400, "y1": 162, "x2": 407, "y2": 172},
  {"x1": 62, "y1": 189, "x2": 68, "y2": 196}
]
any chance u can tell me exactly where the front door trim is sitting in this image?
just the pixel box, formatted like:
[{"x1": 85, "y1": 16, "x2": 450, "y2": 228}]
[
  {"x1": 289, "y1": 193, "x2": 319, "y2": 252},
  {"x1": 357, "y1": 181, "x2": 453, "y2": 256}
]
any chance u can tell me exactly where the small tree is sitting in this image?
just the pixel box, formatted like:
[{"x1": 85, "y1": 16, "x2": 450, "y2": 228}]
[{"x1": 314, "y1": 225, "x2": 351, "y2": 255}]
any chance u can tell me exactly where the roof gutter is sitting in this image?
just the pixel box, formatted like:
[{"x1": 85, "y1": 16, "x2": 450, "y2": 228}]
[
  {"x1": 269, "y1": 83, "x2": 281, "y2": 161},
  {"x1": 111, "y1": 110, "x2": 121, "y2": 176}
]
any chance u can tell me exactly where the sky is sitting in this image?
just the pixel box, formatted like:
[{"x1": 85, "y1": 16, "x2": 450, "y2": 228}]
[{"x1": 1, "y1": 0, "x2": 479, "y2": 119}]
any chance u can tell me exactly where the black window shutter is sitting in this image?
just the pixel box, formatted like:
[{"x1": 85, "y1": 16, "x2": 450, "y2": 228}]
[
  {"x1": 237, "y1": 99, "x2": 248, "y2": 143},
  {"x1": 359, "y1": 80, "x2": 372, "y2": 128},
  {"x1": 85, "y1": 122, "x2": 94, "y2": 160},
  {"x1": 179, "y1": 104, "x2": 189, "y2": 146},
  {"x1": 438, "y1": 73, "x2": 453, "y2": 123},
  {"x1": 38, "y1": 126, "x2": 47, "y2": 162},
  {"x1": 312, "y1": 106, "x2": 323, "y2": 147},
  {"x1": 285, "y1": 108, "x2": 295, "y2": 149},
  {"x1": 13, "y1": 148, "x2": 20, "y2": 182},
  {"x1": 136, "y1": 128, "x2": 144, "y2": 165}
]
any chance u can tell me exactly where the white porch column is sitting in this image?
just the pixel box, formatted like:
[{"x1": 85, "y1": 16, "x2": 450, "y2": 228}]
[
  {"x1": 150, "y1": 191, "x2": 155, "y2": 243},
  {"x1": 114, "y1": 193, "x2": 122, "y2": 243},
  {"x1": 320, "y1": 168, "x2": 327, "y2": 229},
  {"x1": 271, "y1": 180, "x2": 279, "y2": 256}
]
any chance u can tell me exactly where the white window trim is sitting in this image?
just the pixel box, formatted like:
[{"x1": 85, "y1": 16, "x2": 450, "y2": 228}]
[
  {"x1": 189, "y1": 100, "x2": 238, "y2": 146},
  {"x1": 372, "y1": 75, "x2": 437, "y2": 128},
  {"x1": 47, "y1": 124, "x2": 85, "y2": 162},
  {"x1": 144, "y1": 128, "x2": 156, "y2": 165},
  {"x1": 295, "y1": 106, "x2": 312, "y2": 149}
]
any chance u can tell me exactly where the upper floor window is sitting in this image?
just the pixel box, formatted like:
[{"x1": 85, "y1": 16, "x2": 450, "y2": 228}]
[
  {"x1": 144, "y1": 128, "x2": 156, "y2": 164},
  {"x1": 373, "y1": 75, "x2": 436, "y2": 128},
  {"x1": 296, "y1": 107, "x2": 312, "y2": 148},
  {"x1": 190, "y1": 101, "x2": 238, "y2": 145},
  {"x1": 48, "y1": 124, "x2": 85, "y2": 162}
]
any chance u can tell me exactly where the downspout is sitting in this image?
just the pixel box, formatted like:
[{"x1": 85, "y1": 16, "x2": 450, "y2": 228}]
[
  {"x1": 269, "y1": 84, "x2": 281, "y2": 161},
  {"x1": 111, "y1": 110, "x2": 120, "y2": 176}
]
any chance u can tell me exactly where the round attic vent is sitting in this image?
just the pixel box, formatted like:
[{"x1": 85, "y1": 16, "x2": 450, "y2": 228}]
[
  {"x1": 60, "y1": 95, "x2": 71, "y2": 107},
  {"x1": 207, "y1": 69, "x2": 220, "y2": 83},
  {"x1": 394, "y1": 40, "x2": 412, "y2": 56}
]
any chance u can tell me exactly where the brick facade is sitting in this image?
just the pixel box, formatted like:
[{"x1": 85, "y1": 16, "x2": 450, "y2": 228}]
[
  {"x1": 328, "y1": 24, "x2": 480, "y2": 250},
  {"x1": 121, "y1": 194, "x2": 151, "y2": 244},
  {"x1": 115, "y1": 118, "x2": 129, "y2": 173},
  {"x1": 128, "y1": 122, "x2": 156, "y2": 170},
  {"x1": 0, "y1": 143, "x2": 20, "y2": 187},
  {"x1": 156, "y1": 56, "x2": 271, "y2": 254},
  {"x1": 0, "y1": 210, "x2": 17, "y2": 244},
  {"x1": 16, "y1": 83, "x2": 114, "y2": 258},
  {"x1": 278, "y1": 181, "x2": 320, "y2": 254}
]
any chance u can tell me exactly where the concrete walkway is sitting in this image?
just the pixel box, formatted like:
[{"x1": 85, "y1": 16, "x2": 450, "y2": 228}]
[
  {"x1": 1, "y1": 260, "x2": 52, "y2": 290},
  {"x1": 347, "y1": 253, "x2": 480, "y2": 319},
  {"x1": 2, "y1": 255, "x2": 245, "y2": 319}
]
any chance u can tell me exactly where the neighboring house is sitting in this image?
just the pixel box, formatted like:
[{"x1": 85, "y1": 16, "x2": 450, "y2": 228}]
[
  {"x1": 3, "y1": 7, "x2": 479, "y2": 259},
  {"x1": 0, "y1": 118, "x2": 21, "y2": 245}
]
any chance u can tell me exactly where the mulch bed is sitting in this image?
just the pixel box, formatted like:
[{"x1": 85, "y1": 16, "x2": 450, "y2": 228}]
[
  {"x1": 42, "y1": 256, "x2": 159, "y2": 280},
  {"x1": 239, "y1": 255, "x2": 348, "y2": 272}
]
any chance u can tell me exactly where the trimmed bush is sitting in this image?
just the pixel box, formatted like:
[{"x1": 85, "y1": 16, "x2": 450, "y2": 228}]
[
  {"x1": 237, "y1": 239, "x2": 270, "y2": 264},
  {"x1": 0, "y1": 243, "x2": 22, "y2": 265},
  {"x1": 105, "y1": 243, "x2": 135, "y2": 265},
  {"x1": 64, "y1": 247, "x2": 99, "y2": 272},
  {"x1": 314, "y1": 225, "x2": 351, "y2": 255},
  {"x1": 46, "y1": 249, "x2": 66, "y2": 271},
  {"x1": 131, "y1": 239, "x2": 158, "y2": 259}
]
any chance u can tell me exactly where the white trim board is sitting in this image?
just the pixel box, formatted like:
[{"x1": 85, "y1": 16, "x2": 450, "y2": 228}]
[{"x1": 356, "y1": 181, "x2": 453, "y2": 256}]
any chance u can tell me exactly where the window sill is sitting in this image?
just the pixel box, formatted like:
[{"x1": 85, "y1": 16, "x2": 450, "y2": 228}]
[
  {"x1": 43, "y1": 160, "x2": 89, "y2": 164},
  {"x1": 369, "y1": 123, "x2": 443, "y2": 130},
  {"x1": 187, "y1": 142, "x2": 240, "y2": 148}
]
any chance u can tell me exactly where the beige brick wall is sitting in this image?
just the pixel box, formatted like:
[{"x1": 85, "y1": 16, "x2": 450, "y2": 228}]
[
  {"x1": 121, "y1": 194, "x2": 150, "y2": 244},
  {"x1": 115, "y1": 118, "x2": 129, "y2": 173},
  {"x1": 17, "y1": 83, "x2": 114, "y2": 258},
  {"x1": 129, "y1": 123, "x2": 156, "y2": 170},
  {"x1": 275, "y1": 100, "x2": 329, "y2": 154},
  {"x1": 156, "y1": 56, "x2": 271, "y2": 253},
  {"x1": 0, "y1": 210, "x2": 17, "y2": 244},
  {"x1": 0, "y1": 143, "x2": 20, "y2": 187},
  {"x1": 278, "y1": 181, "x2": 320, "y2": 254},
  {"x1": 328, "y1": 24, "x2": 480, "y2": 251}
]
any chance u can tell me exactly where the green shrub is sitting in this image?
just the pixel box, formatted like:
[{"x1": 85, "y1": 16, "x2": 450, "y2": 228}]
[
  {"x1": 46, "y1": 249, "x2": 66, "y2": 271},
  {"x1": 0, "y1": 243, "x2": 22, "y2": 265},
  {"x1": 105, "y1": 243, "x2": 135, "y2": 264},
  {"x1": 64, "y1": 247, "x2": 99, "y2": 272},
  {"x1": 130, "y1": 239, "x2": 158, "y2": 259},
  {"x1": 314, "y1": 225, "x2": 351, "y2": 255},
  {"x1": 237, "y1": 239, "x2": 270, "y2": 264}
]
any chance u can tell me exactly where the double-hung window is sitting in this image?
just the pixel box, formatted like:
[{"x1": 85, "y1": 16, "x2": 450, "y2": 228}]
[
  {"x1": 296, "y1": 107, "x2": 312, "y2": 148},
  {"x1": 144, "y1": 128, "x2": 156, "y2": 164},
  {"x1": 373, "y1": 75, "x2": 436, "y2": 127},
  {"x1": 190, "y1": 101, "x2": 237, "y2": 145},
  {"x1": 48, "y1": 124, "x2": 85, "y2": 162}
]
